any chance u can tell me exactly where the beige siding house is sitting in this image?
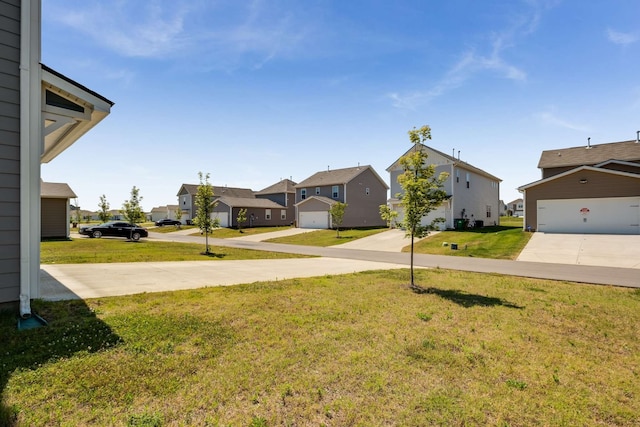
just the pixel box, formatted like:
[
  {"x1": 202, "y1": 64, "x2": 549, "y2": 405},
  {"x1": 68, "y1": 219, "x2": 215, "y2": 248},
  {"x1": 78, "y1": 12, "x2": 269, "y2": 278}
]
[
  {"x1": 519, "y1": 138, "x2": 640, "y2": 234},
  {"x1": 387, "y1": 144, "x2": 501, "y2": 230},
  {"x1": 295, "y1": 165, "x2": 388, "y2": 229}
]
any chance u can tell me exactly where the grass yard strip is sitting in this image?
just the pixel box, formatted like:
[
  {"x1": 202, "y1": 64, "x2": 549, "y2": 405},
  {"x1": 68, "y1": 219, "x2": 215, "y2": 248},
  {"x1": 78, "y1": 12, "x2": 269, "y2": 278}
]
[
  {"x1": 265, "y1": 227, "x2": 387, "y2": 246},
  {"x1": 409, "y1": 226, "x2": 532, "y2": 260},
  {"x1": 188, "y1": 226, "x2": 295, "y2": 238},
  {"x1": 150, "y1": 225, "x2": 198, "y2": 234},
  {"x1": 41, "y1": 238, "x2": 309, "y2": 264},
  {"x1": 2, "y1": 269, "x2": 639, "y2": 426}
]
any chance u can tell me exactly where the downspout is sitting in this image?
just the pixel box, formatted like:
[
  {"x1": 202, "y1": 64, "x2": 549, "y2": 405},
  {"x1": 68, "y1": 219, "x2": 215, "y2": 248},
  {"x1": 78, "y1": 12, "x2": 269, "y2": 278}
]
[{"x1": 19, "y1": 0, "x2": 42, "y2": 317}]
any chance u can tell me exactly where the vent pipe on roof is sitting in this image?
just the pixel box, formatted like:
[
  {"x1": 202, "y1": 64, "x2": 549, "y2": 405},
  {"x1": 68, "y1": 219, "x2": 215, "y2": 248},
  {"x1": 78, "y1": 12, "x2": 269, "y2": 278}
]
[
  {"x1": 457, "y1": 150, "x2": 460, "y2": 160},
  {"x1": 452, "y1": 148, "x2": 455, "y2": 158},
  {"x1": 587, "y1": 137, "x2": 591, "y2": 149},
  {"x1": 636, "y1": 130, "x2": 639, "y2": 143}
]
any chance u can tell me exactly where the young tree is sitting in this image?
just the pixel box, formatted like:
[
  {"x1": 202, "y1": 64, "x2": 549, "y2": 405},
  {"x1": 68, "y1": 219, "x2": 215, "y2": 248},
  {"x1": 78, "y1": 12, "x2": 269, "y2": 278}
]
[
  {"x1": 236, "y1": 208, "x2": 247, "y2": 232},
  {"x1": 98, "y1": 194, "x2": 111, "y2": 223},
  {"x1": 397, "y1": 125, "x2": 449, "y2": 289},
  {"x1": 329, "y1": 202, "x2": 347, "y2": 237},
  {"x1": 192, "y1": 172, "x2": 218, "y2": 254},
  {"x1": 379, "y1": 204, "x2": 398, "y2": 228},
  {"x1": 121, "y1": 186, "x2": 145, "y2": 225}
]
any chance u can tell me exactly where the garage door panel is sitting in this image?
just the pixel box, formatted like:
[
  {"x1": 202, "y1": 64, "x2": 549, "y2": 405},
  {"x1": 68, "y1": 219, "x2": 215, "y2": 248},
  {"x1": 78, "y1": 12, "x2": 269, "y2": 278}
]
[
  {"x1": 299, "y1": 211, "x2": 329, "y2": 229},
  {"x1": 212, "y1": 212, "x2": 228, "y2": 228},
  {"x1": 538, "y1": 197, "x2": 640, "y2": 234}
]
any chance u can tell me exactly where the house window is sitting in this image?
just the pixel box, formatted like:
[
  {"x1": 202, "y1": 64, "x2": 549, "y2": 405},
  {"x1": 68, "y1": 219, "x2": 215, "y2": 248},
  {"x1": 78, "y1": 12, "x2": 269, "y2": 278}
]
[
  {"x1": 456, "y1": 169, "x2": 459, "y2": 183},
  {"x1": 315, "y1": 187, "x2": 320, "y2": 195},
  {"x1": 281, "y1": 210, "x2": 286, "y2": 220},
  {"x1": 466, "y1": 173, "x2": 470, "y2": 189},
  {"x1": 365, "y1": 187, "x2": 370, "y2": 195},
  {"x1": 265, "y1": 209, "x2": 271, "y2": 220},
  {"x1": 301, "y1": 189, "x2": 306, "y2": 200},
  {"x1": 486, "y1": 205, "x2": 491, "y2": 218},
  {"x1": 332, "y1": 185, "x2": 339, "y2": 198}
]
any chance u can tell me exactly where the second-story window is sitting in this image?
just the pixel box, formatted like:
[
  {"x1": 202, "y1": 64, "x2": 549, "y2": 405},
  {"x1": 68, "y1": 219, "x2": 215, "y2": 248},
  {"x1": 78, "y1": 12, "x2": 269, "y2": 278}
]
[
  {"x1": 466, "y1": 173, "x2": 470, "y2": 189},
  {"x1": 315, "y1": 187, "x2": 320, "y2": 195},
  {"x1": 332, "y1": 185, "x2": 339, "y2": 198},
  {"x1": 301, "y1": 189, "x2": 306, "y2": 200},
  {"x1": 365, "y1": 187, "x2": 370, "y2": 195}
]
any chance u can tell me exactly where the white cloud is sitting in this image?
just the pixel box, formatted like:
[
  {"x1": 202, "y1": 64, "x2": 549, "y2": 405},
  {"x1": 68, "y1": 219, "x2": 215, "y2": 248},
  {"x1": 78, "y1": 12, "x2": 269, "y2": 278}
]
[
  {"x1": 535, "y1": 110, "x2": 590, "y2": 132},
  {"x1": 606, "y1": 29, "x2": 639, "y2": 46}
]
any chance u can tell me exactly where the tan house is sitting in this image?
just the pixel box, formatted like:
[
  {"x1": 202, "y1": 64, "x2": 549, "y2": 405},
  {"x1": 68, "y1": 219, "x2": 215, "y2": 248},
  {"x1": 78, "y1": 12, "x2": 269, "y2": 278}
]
[
  {"x1": 294, "y1": 165, "x2": 388, "y2": 229},
  {"x1": 518, "y1": 137, "x2": 640, "y2": 234},
  {"x1": 41, "y1": 181, "x2": 76, "y2": 239}
]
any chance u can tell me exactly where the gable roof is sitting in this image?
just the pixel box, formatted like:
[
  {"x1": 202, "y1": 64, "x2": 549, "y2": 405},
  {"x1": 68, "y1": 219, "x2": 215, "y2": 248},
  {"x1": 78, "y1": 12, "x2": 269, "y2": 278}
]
[
  {"x1": 387, "y1": 143, "x2": 501, "y2": 181},
  {"x1": 216, "y1": 196, "x2": 285, "y2": 209},
  {"x1": 538, "y1": 139, "x2": 640, "y2": 169},
  {"x1": 255, "y1": 179, "x2": 297, "y2": 195},
  {"x1": 295, "y1": 165, "x2": 389, "y2": 189},
  {"x1": 178, "y1": 184, "x2": 255, "y2": 198},
  {"x1": 518, "y1": 165, "x2": 640, "y2": 191},
  {"x1": 41, "y1": 181, "x2": 77, "y2": 198},
  {"x1": 294, "y1": 195, "x2": 337, "y2": 207}
]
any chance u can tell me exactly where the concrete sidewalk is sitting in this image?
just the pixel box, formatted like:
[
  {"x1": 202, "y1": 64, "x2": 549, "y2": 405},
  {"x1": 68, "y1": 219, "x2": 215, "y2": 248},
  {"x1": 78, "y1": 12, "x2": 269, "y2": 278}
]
[{"x1": 40, "y1": 258, "x2": 413, "y2": 301}]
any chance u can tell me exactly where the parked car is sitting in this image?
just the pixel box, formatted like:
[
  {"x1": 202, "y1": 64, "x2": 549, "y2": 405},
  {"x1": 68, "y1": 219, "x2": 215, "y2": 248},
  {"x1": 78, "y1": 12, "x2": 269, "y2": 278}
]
[
  {"x1": 79, "y1": 221, "x2": 148, "y2": 241},
  {"x1": 155, "y1": 219, "x2": 181, "y2": 227}
]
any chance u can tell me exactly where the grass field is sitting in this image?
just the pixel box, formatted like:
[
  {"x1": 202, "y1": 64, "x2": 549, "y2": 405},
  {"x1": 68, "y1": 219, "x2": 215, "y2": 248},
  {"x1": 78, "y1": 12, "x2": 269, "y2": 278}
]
[
  {"x1": 41, "y1": 238, "x2": 309, "y2": 264},
  {"x1": 2, "y1": 269, "x2": 639, "y2": 426}
]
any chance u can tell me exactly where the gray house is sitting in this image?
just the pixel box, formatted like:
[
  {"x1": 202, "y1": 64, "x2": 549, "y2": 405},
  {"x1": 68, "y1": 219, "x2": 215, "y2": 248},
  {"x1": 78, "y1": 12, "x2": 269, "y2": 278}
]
[
  {"x1": 177, "y1": 184, "x2": 254, "y2": 223},
  {"x1": 212, "y1": 196, "x2": 290, "y2": 228},
  {"x1": 294, "y1": 165, "x2": 388, "y2": 229},
  {"x1": 387, "y1": 144, "x2": 501, "y2": 230},
  {"x1": 41, "y1": 181, "x2": 76, "y2": 239},
  {"x1": 255, "y1": 178, "x2": 296, "y2": 225},
  {"x1": 0, "y1": 0, "x2": 113, "y2": 314}
]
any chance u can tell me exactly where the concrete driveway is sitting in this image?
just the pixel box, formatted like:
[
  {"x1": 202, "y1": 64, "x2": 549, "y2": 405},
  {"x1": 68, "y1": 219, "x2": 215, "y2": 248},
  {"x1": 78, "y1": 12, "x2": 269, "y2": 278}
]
[{"x1": 517, "y1": 233, "x2": 640, "y2": 269}]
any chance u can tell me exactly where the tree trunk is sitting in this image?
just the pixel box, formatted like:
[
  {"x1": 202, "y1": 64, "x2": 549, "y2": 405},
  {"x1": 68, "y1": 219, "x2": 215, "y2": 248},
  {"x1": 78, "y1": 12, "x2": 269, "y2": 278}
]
[{"x1": 410, "y1": 225, "x2": 415, "y2": 287}]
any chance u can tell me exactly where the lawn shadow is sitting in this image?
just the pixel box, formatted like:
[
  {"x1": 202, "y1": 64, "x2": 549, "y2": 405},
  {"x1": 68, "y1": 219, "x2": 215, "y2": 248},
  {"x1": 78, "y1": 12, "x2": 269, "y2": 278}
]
[
  {"x1": 0, "y1": 299, "x2": 122, "y2": 426},
  {"x1": 411, "y1": 285, "x2": 523, "y2": 309},
  {"x1": 202, "y1": 252, "x2": 226, "y2": 258}
]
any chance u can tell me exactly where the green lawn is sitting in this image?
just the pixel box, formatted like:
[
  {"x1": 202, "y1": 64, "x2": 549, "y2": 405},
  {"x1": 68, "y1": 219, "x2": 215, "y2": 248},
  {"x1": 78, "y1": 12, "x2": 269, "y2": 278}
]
[
  {"x1": 410, "y1": 225, "x2": 532, "y2": 260},
  {"x1": 2, "y1": 269, "x2": 639, "y2": 426},
  {"x1": 207, "y1": 226, "x2": 296, "y2": 239},
  {"x1": 265, "y1": 228, "x2": 388, "y2": 246},
  {"x1": 499, "y1": 216, "x2": 524, "y2": 228},
  {"x1": 41, "y1": 238, "x2": 309, "y2": 264}
]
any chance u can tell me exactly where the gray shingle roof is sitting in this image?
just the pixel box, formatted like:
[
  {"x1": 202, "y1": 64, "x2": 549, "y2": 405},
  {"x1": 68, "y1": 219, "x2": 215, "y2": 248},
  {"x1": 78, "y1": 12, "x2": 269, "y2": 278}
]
[
  {"x1": 295, "y1": 165, "x2": 386, "y2": 188},
  {"x1": 41, "y1": 182, "x2": 77, "y2": 198},
  {"x1": 215, "y1": 196, "x2": 284, "y2": 209},
  {"x1": 538, "y1": 139, "x2": 640, "y2": 169},
  {"x1": 179, "y1": 184, "x2": 255, "y2": 198},
  {"x1": 255, "y1": 179, "x2": 297, "y2": 195}
]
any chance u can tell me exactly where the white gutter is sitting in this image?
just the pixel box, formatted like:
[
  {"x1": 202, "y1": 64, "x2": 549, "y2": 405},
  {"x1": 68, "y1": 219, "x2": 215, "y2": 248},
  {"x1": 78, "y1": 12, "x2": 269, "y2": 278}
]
[{"x1": 19, "y1": 0, "x2": 42, "y2": 317}]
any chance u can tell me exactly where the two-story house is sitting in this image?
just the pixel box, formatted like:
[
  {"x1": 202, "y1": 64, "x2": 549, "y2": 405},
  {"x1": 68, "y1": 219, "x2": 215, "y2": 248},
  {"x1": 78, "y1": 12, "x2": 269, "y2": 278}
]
[
  {"x1": 294, "y1": 165, "x2": 388, "y2": 228},
  {"x1": 176, "y1": 184, "x2": 254, "y2": 224},
  {"x1": 518, "y1": 137, "x2": 640, "y2": 234},
  {"x1": 387, "y1": 144, "x2": 501, "y2": 230}
]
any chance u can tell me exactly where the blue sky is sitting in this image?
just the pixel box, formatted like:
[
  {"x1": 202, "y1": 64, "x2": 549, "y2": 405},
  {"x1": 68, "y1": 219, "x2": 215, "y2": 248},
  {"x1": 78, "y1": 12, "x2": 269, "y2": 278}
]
[{"x1": 41, "y1": 0, "x2": 640, "y2": 212}]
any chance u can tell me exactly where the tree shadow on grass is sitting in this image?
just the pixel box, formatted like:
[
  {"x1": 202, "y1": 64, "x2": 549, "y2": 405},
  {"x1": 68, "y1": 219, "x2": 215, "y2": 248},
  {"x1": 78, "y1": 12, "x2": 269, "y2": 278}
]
[
  {"x1": 0, "y1": 299, "x2": 122, "y2": 426},
  {"x1": 411, "y1": 285, "x2": 523, "y2": 309},
  {"x1": 202, "y1": 251, "x2": 226, "y2": 258}
]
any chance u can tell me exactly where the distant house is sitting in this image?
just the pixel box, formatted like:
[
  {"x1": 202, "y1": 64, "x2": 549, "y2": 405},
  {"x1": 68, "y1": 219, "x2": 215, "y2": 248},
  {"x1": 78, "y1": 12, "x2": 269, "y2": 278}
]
[
  {"x1": 518, "y1": 137, "x2": 640, "y2": 234},
  {"x1": 41, "y1": 181, "x2": 77, "y2": 239},
  {"x1": 177, "y1": 184, "x2": 254, "y2": 223},
  {"x1": 507, "y1": 198, "x2": 524, "y2": 217},
  {"x1": 150, "y1": 205, "x2": 181, "y2": 222},
  {"x1": 387, "y1": 144, "x2": 501, "y2": 230},
  {"x1": 294, "y1": 165, "x2": 388, "y2": 229},
  {"x1": 212, "y1": 196, "x2": 290, "y2": 228},
  {"x1": 255, "y1": 179, "x2": 297, "y2": 224}
]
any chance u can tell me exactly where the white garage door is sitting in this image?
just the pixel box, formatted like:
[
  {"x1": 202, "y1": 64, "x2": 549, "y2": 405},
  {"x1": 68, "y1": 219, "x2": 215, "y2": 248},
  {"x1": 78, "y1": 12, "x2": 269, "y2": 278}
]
[
  {"x1": 394, "y1": 204, "x2": 448, "y2": 230},
  {"x1": 299, "y1": 211, "x2": 329, "y2": 229},
  {"x1": 538, "y1": 197, "x2": 640, "y2": 234},
  {"x1": 212, "y1": 212, "x2": 229, "y2": 228}
]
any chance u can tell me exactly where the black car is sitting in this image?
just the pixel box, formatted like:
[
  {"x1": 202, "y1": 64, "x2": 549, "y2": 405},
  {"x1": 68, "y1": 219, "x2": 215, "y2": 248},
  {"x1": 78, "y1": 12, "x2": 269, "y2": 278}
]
[
  {"x1": 79, "y1": 221, "x2": 149, "y2": 241},
  {"x1": 155, "y1": 219, "x2": 182, "y2": 227}
]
